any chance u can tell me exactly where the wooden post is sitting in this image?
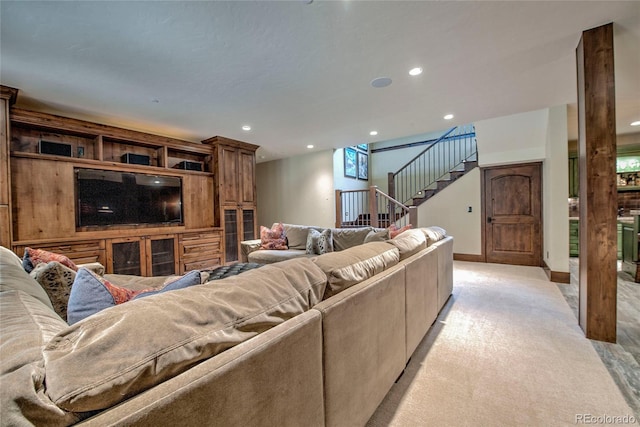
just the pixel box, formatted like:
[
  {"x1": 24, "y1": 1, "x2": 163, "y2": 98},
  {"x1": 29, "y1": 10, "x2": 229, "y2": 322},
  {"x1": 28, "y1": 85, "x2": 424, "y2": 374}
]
[
  {"x1": 0, "y1": 86, "x2": 18, "y2": 248},
  {"x1": 335, "y1": 190, "x2": 342, "y2": 228},
  {"x1": 387, "y1": 173, "x2": 395, "y2": 200},
  {"x1": 576, "y1": 23, "x2": 617, "y2": 342},
  {"x1": 369, "y1": 186, "x2": 379, "y2": 228},
  {"x1": 408, "y1": 206, "x2": 418, "y2": 229}
]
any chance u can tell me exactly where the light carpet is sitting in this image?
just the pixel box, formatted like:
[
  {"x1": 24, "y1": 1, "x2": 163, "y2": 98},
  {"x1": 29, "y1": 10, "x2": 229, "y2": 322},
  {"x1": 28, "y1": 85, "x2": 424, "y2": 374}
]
[{"x1": 367, "y1": 261, "x2": 637, "y2": 426}]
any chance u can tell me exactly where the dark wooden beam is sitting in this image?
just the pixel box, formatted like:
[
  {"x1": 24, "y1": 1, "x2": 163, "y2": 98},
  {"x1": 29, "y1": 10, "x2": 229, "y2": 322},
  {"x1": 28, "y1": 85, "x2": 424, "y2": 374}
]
[{"x1": 576, "y1": 23, "x2": 617, "y2": 342}]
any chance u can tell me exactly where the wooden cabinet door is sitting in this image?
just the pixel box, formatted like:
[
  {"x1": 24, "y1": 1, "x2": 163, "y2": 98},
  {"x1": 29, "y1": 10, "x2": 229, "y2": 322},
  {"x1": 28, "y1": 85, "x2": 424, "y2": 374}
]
[
  {"x1": 239, "y1": 149, "x2": 256, "y2": 205},
  {"x1": 484, "y1": 162, "x2": 542, "y2": 266},
  {"x1": 219, "y1": 146, "x2": 239, "y2": 205}
]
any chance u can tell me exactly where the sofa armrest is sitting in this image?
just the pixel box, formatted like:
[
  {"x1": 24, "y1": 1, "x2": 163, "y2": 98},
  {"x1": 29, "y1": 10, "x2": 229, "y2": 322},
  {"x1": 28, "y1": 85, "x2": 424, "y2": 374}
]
[{"x1": 240, "y1": 239, "x2": 262, "y2": 263}]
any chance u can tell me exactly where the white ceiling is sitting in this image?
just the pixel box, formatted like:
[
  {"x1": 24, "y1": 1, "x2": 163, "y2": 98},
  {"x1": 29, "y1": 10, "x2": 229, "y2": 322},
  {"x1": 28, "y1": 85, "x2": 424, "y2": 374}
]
[{"x1": 1, "y1": 1, "x2": 638, "y2": 162}]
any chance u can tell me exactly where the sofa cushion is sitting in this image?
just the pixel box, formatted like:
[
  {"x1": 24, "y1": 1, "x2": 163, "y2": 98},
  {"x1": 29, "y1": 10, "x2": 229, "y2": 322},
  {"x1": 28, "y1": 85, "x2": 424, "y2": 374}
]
[
  {"x1": 0, "y1": 290, "x2": 78, "y2": 426},
  {"x1": 364, "y1": 228, "x2": 389, "y2": 243},
  {"x1": 422, "y1": 226, "x2": 447, "y2": 245},
  {"x1": 0, "y1": 251, "x2": 55, "y2": 311},
  {"x1": 260, "y1": 223, "x2": 288, "y2": 250},
  {"x1": 331, "y1": 227, "x2": 374, "y2": 251},
  {"x1": 283, "y1": 224, "x2": 325, "y2": 250},
  {"x1": 22, "y1": 247, "x2": 78, "y2": 273},
  {"x1": 0, "y1": 245, "x2": 23, "y2": 268},
  {"x1": 306, "y1": 228, "x2": 334, "y2": 255},
  {"x1": 29, "y1": 261, "x2": 76, "y2": 321},
  {"x1": 67, "y1": 269, "x2": 202, "y2": 325},
  {"x1": 43, "y1": 257, "x2": 328, "y2": 412},
  {"x1": 248, "y1": 248, "x2": 312, "y2": 264},
  {"x1": 312, "y1": 241, "x2": 400, "y2": 299},
  {"x1": 387, "y1": 228, "x2": 427, "y2": 261}
]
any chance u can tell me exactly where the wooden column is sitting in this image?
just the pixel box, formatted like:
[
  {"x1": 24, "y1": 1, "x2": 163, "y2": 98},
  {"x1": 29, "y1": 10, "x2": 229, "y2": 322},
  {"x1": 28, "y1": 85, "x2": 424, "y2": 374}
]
[
  {"x1": 0, "y1": 86, "x2": 18, "y2": 248},
  {"x1": 576, "y1": 23, "x2": 617, "y2": 342}
]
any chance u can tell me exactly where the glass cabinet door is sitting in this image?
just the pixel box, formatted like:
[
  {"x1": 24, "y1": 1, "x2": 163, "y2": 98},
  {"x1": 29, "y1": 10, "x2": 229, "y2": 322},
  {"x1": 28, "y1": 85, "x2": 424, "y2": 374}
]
[
  {"x1": 149, "y1": 237, "x2": 176, "y2": 276},
  {"x1": 224, "y1": 209, "x2": 239, "y2": 263},
  {"x1": 242, "y1": 209, "x2": 256, "y2": 241},
  {"x1": 111, "y1": 240, "x2": 142, "y2": 275}
]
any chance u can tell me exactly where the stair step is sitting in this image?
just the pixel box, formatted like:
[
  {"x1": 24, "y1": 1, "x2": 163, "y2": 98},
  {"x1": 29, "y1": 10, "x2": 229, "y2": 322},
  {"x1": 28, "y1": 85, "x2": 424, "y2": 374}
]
[
  {"x1": 463, "y1": 160, "x2": 478, "y2": 172},
  {"x1": 449, "y1": 170, "x2": 465, "y2": 180},
  {"x1": 437, "y1": 179, "x2": 452, "y2": 190}
]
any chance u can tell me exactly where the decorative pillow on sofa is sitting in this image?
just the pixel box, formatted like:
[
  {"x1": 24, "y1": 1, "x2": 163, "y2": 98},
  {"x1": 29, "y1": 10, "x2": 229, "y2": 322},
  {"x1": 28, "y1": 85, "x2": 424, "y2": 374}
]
[
  {"x1": 260, "y1": 223, "x2": 288, "y2": 250},
  {"x1": 389, "y1": 224, "x2": 412, "y2": 239},
  {"x1": 30, "y1": 261, "x2": 77, "y2": 321},
  {"x1": 67, "y1": 269, "x2": 202, "y2": 325},
  {"x1": 22, "y1": 247, "x2": 78, "y2": 273},
  {"x1": 306, "y1": 228, "x2": 334, "y2": 255}
]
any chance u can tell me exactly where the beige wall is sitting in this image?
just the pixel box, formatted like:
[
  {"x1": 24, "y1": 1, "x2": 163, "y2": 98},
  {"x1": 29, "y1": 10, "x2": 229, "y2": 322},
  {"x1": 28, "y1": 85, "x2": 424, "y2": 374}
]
[
  {"x1": 543, "y1": 105, "x2": 570, "y2": 273},
  {"x1": 417, "y1": 168, "x2": 482, "y2": 255},
  {"x1": 475, "y1": 109, "x2": 548, "y2": 166},
  {"x1": 256, "y1": 149, "x2": 335, "y2": 228}
]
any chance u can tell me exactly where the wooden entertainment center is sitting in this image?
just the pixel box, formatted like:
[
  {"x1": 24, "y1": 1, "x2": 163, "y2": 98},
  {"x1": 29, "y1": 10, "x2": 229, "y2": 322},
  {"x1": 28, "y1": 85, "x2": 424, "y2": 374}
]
[{"x1": 0, "y1": 86, "x2": 258, "y2": 276}]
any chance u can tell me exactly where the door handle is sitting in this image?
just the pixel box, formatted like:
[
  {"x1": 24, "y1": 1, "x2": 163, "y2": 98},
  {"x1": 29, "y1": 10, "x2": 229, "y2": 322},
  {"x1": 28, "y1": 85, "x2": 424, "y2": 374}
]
[{"x1": 487, "y1": 217, "x2": 492, "y2": 223}]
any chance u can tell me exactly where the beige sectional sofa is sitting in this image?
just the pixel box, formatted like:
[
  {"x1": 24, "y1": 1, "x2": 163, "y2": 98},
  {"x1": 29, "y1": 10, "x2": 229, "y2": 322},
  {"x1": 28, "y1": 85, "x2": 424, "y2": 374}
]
[{"x1": 0, "y1": 226, "x2": 453, "y2": 426}]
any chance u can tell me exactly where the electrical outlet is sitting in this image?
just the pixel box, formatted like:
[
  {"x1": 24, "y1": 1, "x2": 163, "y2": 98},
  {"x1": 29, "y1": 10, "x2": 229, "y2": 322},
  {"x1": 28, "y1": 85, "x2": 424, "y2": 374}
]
[{"x1": 468, "y1": 206, "x2": 472, "y2": 213}]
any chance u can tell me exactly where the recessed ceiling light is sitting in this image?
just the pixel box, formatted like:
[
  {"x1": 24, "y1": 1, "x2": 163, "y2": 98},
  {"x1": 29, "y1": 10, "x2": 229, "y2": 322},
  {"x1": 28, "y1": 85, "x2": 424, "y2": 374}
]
[
  {"x1": 369, "y1": 131, "x2": 378, "y2": 136},
  {"x1": 409, "y1": 67, "x2": 423, "y2": 76},
  {"x1": 444, "y1": 114, "x2": 454, "y2": 120},
  {"x1": 242, "y1": 125, "x2": 251, "y2": 131},
  {"x1": 631, "y1": 120, "x2": 640, "y2": 126},
  {"x1": 371, "y1": 77, "x2": 392, "y2": 88},
  {"x1": 307, "y1": 144, "x2": 314, "y2": 149}
]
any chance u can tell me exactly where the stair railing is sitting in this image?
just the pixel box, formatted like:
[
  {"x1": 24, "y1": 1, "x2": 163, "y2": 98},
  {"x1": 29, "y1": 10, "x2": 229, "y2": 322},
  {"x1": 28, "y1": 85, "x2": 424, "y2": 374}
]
[
  {"x1": 335, "y1": 186, "x2": 417, "y2": 229},
  {"x1": 389, "y1": 125, "x2": 477, "y2": 205}
]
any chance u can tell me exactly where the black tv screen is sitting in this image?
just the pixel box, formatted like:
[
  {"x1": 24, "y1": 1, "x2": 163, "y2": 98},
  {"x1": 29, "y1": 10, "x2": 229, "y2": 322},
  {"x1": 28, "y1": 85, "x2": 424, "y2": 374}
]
[{"x1": 76, "y1": 168, "x2": 183, "y2": 227}]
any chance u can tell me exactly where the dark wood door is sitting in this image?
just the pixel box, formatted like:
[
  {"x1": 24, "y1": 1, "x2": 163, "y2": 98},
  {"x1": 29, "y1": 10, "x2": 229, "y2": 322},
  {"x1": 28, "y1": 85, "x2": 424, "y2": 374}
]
[{"x1": 484, "y1": 163, "x2": 542, "y2": 266}]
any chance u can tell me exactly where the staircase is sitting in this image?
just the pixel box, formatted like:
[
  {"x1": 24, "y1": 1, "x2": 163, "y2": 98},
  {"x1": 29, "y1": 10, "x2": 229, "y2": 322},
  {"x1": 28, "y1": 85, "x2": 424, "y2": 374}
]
[
  {"x1": 389, "y1": 124, "x2": 478, "y2": 208},
  {"x1": 335, "y1": 125, "x2": 478, "y2": 229}
]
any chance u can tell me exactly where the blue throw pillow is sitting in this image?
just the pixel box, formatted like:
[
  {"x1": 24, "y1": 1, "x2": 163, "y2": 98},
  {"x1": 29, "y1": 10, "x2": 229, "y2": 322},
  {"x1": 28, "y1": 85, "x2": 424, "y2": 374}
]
[
  {"x1": 133, "y1": 270, "x2": 202, "y2": 300},
  {"x1": 67, "y1": 269, "x2": 201, "y2": 325}
]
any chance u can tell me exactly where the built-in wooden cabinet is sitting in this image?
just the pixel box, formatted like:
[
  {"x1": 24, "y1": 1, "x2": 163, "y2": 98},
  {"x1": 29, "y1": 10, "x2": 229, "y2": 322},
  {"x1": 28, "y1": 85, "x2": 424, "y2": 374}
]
[
  {"x1": 204, "y1": 136, "x2": 259, "y2": 263},
  {"x1": 1, "y1": 85, "x2": 247, "y2": 275}
]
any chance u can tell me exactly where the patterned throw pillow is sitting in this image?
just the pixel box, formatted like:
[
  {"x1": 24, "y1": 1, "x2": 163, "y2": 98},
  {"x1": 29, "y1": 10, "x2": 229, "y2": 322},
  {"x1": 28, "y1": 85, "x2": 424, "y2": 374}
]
[
  {"x1": 22, "y1": 247, "x2": 78, "y2": 273},
  {"x1": 30, "y1": 261, "x2": 77, "y2": 321},
  {"x1": 306, "y1": 229, "x2": 334, "y2": 255},
  {"x1": 67, "y1": 269, "x2": 202, "y2": 324},
  {"x1": 389, "y1": 224, "x2": 412, "y2": 239},
  {"x1": 260, "y1": 223, "x2": 288, "y2": 250}
]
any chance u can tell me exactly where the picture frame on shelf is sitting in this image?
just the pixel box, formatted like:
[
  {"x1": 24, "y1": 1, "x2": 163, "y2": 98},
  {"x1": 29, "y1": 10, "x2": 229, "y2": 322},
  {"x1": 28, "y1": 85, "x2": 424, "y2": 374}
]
[
  {"x1": 357, "y1": 152, "x2": 368, "y2": 180},
  {"x1": 344, "y1": 147, "x2": 357, "y2": 178},
  {"x1": 357, "y1": 143, "x2": 368, "y2": 152}
]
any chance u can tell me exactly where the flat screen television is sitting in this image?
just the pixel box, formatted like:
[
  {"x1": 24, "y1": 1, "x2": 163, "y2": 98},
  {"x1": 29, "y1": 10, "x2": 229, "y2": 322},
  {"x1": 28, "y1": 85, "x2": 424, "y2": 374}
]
[{"x1": 76, "y1": 168, "x2": 183, "y2": 227}]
